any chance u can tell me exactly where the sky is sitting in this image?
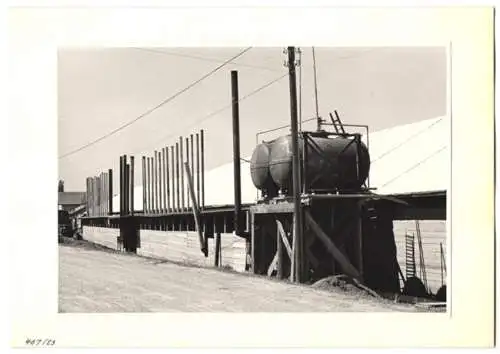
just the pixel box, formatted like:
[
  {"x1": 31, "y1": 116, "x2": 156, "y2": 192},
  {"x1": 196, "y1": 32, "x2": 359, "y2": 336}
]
[{"x1": 58, "y1": 46, "x2": 447, "y2": 191}]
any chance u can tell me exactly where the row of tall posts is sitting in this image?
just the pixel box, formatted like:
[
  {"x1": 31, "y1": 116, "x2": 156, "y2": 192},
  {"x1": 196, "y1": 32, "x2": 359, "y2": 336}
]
[
  {"x1": 85, "y1": 170, "x2": 113, "y2": 217},
  {"x1": 141, "y1": 129, "x2": 206, "y2": 214}
]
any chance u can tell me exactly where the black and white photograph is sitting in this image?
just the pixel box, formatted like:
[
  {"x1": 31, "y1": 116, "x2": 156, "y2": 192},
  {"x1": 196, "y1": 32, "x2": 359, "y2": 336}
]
[
  {"x1": 58, "y1": 46, "x2": 449, "y2": 313},
  {"x1": 7, "y1": 4, "x2": 494, "y2": 349}
]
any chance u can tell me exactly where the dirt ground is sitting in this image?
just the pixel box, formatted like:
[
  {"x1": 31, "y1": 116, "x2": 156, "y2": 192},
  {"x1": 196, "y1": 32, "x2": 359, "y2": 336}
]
[{"x1": 59, "y1": 241, "x2": 421, "y2": 313}]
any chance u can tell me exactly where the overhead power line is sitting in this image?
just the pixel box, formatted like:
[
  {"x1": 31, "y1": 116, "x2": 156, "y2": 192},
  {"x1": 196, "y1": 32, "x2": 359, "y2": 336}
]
[
  {"x1": 133, "y1": 47, "x2": 280, "y2": 72},
  {"x1": 379, "y1": 145, "x2": 447, "y2": 189},
  {"x1": 371, "y1": 117, "x2": 445, "y2": 164},
  {"x1": 135, "y1": 72, "x2": 289, "y2": 154},
  {"x1": 58, "y1": 47, "x2": 252, "y2": 160}
]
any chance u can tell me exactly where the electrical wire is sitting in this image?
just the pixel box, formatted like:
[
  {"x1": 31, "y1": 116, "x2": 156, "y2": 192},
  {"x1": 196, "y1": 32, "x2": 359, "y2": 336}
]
[
  {"x1": 58, "y1": 47, "x2": 252, "y2": 160},
  {"x1": 371, "y1": 117, "x2": 445, "y2": 164},
  {"x1": 134, "y1": 72, "x2": 289, "y2": 154},
  {"x1": 379, "y1": 145, "x2": 447, "y2": 189},
  {"x1": 132, "y1": 47, "x2": 280, "y2": 72}
]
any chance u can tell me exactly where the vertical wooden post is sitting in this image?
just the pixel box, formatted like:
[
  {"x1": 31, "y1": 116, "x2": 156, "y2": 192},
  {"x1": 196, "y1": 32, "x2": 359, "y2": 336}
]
[
  {"x1": 152, "y1": 154, "x2": 155, "y2": 214},
  {"x1": 89, "y1": 177, "x2": 92, "y2": 217},
  {"x1": 201, "y1": 129, "x2": 205, "y2": 209},
  {"x1": 130, "y1": 156, "x2": 135, "y2": 215},
  {"x1": 105, "y1": 169, "x2": 109, "y2": 216},
  {"x1": 96, "y1": 176, "x2": 99, "y2": 217},
  {"x1": 158, "y1": 149, "x2": 163, "y2": 214},
  {"x1": 162, "y1": 147, "x2": 167, "y2": 214},
  {"x1": 251, "y1": 212, "x2": 256, "y2": 274},
  {"x1": 170, "y1": 146, "x2": 175, "y2": 212},
  {"x1": 196, "y1": 133, "x2": 200, "y2": 208},
  {"x1": 101, "y1": 173, "x2": 105, "y2": 215},
  {"x1": 151, "y1": 153, "x2": 155, "y2": 213},
  {"x1": 94, "y1": 176, "x2": 98, "y2": 217},
  {"x1": 89, "y1": 176, "x2": 93, "y2": 217},
  {"x1": 119, "y1": 156, "x2": 124, "y2": 216},
  {"x1": 108, "y1": 169, "x2": 113, "y2": 215},
  {"x1": 147, "y1": 156, "x2": 151, "y2": 214},
  {"x1": 175, "y1": 143, "x2": 181, "y2": 211},
  {"x1": 290, "y1": 215, "x2": 295, "y2": 282},
  {"x1": 287, "y1": 46, "x2": 303, "y2": 283},
  {"x1": 214, "y1": 232, "x2": 221, "y2": 267},
  {"x1": 98, "y1": 173, "x2": 102, "y2": 216},
  {"x1": 124, "y1": 160, "x2": 129, "y2": 215},
  {"x1": 146, "y1": 157, "x2": 150, "y2": 214},
  {"x1": 331, "y1": 206, "x2": 336, "y2": 275},
  {"x1": 102, "y1": 172, "x2": 106, "y2": 215},
  {"x1": 142, "y1": 157, "x2": 146, "y2": 214},
  {"x1": 277, "y1": 219, "x2": 283, "y2": 279},
  {"x1": 186, "y1": 137, "x2": 190, "y2": 210},
  {"x1": 103, "y1": 172, "x2": 107, "y2": 215},
  {"x1": 190, "y1": 135, "x2": 194, "y2": 208},
  {"x1": 95, "y1": 173, "x2": 99, "y2": 216},
  {"x1": 104, "y1": 172, "x2": 108, "y2": 215},
  {"x1": 96, "y1": 173, "x2": 101, "y2": 216},
  {"x1": 97, "y1": 172, "x2": 103, "y2": 216},
  {"x1": 85, "y1": 177, "x2": 89, "y2": 216},
  {"x1": 93, "y1": 176, "x2": 97, "y2": 217},
  {"x1": 180, "y1": 137, "x2": 185, "y2": 211},
  {"x1": 94, "y1": 176, "x2": 97, "y2": 217},
  {"x1": 302, "y1": 133, "x2": 308, "y2": 193},
  {"x1": 85, "y1": 177, "x2": 90, "y2": 217},
  {"x1": 153, "y1": 150, "x2": 158, "y2": 214},
  {"x1": 166, "y1": 147, "x2": 170, "y2": 213},
  {"x1": 440, "y1": 242, "x2": 444, "y2": 286},
  {"x1": 231, "y1": 71, "x2": 242, "y2": 236},
  {"x1": 354, "y1": 200, "x2": 363, "y2": 280}
]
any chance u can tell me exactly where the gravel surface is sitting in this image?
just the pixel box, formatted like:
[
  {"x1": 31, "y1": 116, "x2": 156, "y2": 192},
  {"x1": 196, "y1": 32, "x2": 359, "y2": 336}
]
[{"x1": 59, "y1": 241, "x2": 421, "y2": 313}]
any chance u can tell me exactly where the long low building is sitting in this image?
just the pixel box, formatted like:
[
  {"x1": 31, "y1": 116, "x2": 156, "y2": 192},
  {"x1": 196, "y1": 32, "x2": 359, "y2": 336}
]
[
  {"x1": 101, "y1": 115, "x2": 449, "y2": 294},
  {"x1": 111, "y1": 115, "x2": 449, "y2": 210}
]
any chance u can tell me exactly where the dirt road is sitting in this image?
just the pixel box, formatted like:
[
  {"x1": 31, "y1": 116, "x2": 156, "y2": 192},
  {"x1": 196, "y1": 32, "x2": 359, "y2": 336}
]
[{"x1": 59, "y1": 243, "x2": 417, "y2": 312}]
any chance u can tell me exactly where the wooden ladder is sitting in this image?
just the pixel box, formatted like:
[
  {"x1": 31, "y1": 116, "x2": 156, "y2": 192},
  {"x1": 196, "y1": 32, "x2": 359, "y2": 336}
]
[
  {"x1": 405, "y1": 232, "x2": 416, "y2": 279},
  {"x1": 329, "y1": 110, "x2": 346, "y2": 134}
]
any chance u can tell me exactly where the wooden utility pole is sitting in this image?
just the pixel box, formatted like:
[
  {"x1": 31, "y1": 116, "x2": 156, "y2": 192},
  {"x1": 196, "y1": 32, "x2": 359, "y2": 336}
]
[
  {"x1": 287, "y1": 46, "x2": 304, "y2": 283},
  {"x1": 231, "y1": 70, "x2": 243, "y2": 236}
]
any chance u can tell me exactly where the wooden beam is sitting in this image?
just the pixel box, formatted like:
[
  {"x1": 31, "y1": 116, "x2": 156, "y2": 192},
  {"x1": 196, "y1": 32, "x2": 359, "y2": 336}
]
[
  {"x1": 354, "y1": 200, "x2": 364, "y2": 279},
  {"x1": 267, "y1": 250, "x2": 279, "y2": 277},
  {"x1": 304, "y1": 210, "x2": 360, "y2": 279},
  {"x1": 276, "y1": 219, "x2": 293, "y2": 260},
  {"x1": 250, "y1": 203, "x2": 295, "y2": 214},
  {"x1": 250, "y1": 212, "x2": 256, "y2": 274},
  {"x1": 290, "y1": 216, "x2": 295, "y2": 282},
  {"x1": 214, "y1": 232, "x2": 221, "y2": 267},
  {"x1": 277, "y1": 222, "x2": 283, "y2": 279},
  {"x1": 184, "y1": 162, "x2": 206, "y2": 256}
]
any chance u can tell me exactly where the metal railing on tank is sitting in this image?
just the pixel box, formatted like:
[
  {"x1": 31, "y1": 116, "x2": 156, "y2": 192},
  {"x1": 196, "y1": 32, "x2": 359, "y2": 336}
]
[{"x1": 252, "y1": 110, "x2": 372, "y2": 200}]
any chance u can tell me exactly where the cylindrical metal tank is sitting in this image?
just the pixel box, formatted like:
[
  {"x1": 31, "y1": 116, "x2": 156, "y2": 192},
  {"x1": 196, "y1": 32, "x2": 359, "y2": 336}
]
[
  {"x1": 267, "y1": 134, "x2": 370, "y2": 192},
  {"x1": 250, "y1": 141, "x2": 276, "y2": 191}
]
